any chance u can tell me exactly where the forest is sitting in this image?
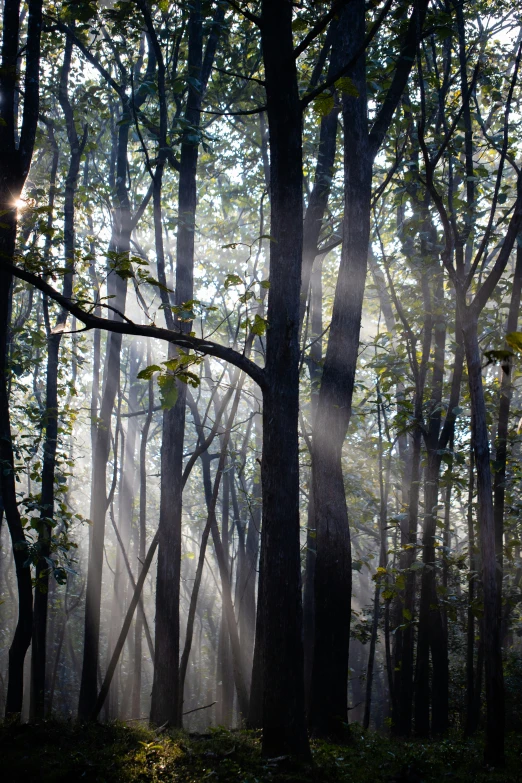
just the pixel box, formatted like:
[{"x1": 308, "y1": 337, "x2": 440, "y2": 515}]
[{"x1": 1, "y1": 0, "x2": 522, "y2": 780}]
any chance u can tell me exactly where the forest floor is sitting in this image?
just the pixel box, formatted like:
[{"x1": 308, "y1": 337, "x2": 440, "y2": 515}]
[{"x1": 1, "y1": 719, "x2": 521, "y2": 783}]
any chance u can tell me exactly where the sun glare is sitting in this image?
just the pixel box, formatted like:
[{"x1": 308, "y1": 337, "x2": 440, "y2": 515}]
[{"x1": 13, "y1": 198, "x2": 25, "y2": 210}]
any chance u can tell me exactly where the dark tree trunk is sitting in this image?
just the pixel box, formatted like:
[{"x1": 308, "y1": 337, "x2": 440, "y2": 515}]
[
  {"x1": 396, "y1": 427, "x2": 421, "y2": 737},
  {"x1": 28, "y1": 133, "x2": 59, "y2": 720},
  {"x1": 464, "y1": 447, "x2": 479, "y2": 736},
  {"x1": 237, "y1": 415, "x2": 260, "y2": 691},
  {"x1": 252, "y1": 0, "x2": 310, "y2": 759},
  {"x1": 0, "y1": 212, "x2": 34, "y2": 718},
  {"x1": 414, "y1": 270, "x2": 449, "y2": 737},
  {"x1": 0, "y1": 0, "x2": 43, "y2": 717}
]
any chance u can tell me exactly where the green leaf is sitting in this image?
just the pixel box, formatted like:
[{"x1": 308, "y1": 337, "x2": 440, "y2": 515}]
[
  {"x1": 292, "y1": 18, "x2": 308, "y2": 33},
  {"x1": 251, "y1": 314, "x2": 267, "y2": 336},
  {"x1": 335, "y1": 76, "x2": 359, "y2": 97},
  {"x1": 137, "y1": 364, "x2": 161, "y2": 380},
  {"x1": 64, "y1": 0, "x2": 98, "y2": 22},
  {"x1": 312, "y1": 93, "x2": 335, "y2": 118},
  {"x1": 158, "y1": 374, "x2": 179, "y2": 410},
  {"x1": 239, "y1": 290, "x2": 255, "y2": 304},
  {"x1": 506, "y1": 332, "x2": 522, "y2": 353},
  {"x1": 224, "y1": 273, "x2": 243, "y2": 289}
]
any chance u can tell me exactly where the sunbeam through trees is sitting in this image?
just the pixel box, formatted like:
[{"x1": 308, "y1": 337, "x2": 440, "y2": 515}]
[{"x1": 1, "y1": 1, "x2": 522, "y2": 780}]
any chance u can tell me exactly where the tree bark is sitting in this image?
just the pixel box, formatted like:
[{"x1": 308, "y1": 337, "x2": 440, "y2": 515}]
[{"x1": 253, "y1": 0, "x2": 310, "y2": 758}]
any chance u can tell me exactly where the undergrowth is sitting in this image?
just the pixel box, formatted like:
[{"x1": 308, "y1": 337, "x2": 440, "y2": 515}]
[{"x1": 1, "y1": 719, "x2": 521, "y2": 783}]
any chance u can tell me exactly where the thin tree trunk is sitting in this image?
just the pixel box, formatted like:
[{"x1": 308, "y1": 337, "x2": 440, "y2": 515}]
[
  {"x1": 494, "y1": 240, "x2": 522, "y2": 619},
  {"x1": 464, "y1": 447, "x2": 478, "y2": 736},
  {"x1": 303, "y1": 253, "x2": 324, "y2": 709},
  {"x1": 131, "y1": 352, "x2": 154, "y2": 719},
  {"x1": 414, "y1": 266, "x2": 448, "y2": 737},
  {"x1": 31, "y1": 35, "x2": 85, "y2": 719},
  {"x1": 461, "y1": 313, "x2": 504, "y2": 765},
  {"x1": 216, "y1": 468, "x2": 234, "y2": 726},
  {"x1": 178, "y1": 376, "x2": 248, "y2": 720},
  {"x1": 363, "y1": 389, "x2": 388, "y2": 729},
  {"x1": 106, "y1": 347, "x2": 140, "y2": 718}
]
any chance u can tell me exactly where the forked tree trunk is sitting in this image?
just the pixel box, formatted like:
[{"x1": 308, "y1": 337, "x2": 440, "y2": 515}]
[{"x1": 310, "y1": 0, "x2": 369, "y2": 739}]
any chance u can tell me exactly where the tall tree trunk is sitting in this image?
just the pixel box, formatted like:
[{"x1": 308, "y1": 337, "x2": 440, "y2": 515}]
[
  {"x1": 0, "y1": 210, "x2": 34, "y2": 717},
  {"x1": 251, "y1": 0, "x2": 310, "y2": 759},
  {"x1": 396, "y1": 426, "x2": 421, "y2": 737},
  {"x1": 31, "y1": 34, "x2": 83, "y2": 720},
  {"x1": 131, "y1": 355, "x2": 153, "y2": 719},
  {"x1": 106, "y1": 347, "x2": 140, "y2": 718},
  {"x1": 0, "y1": 0, "x2": 43, "y2": 719},
  {"x1": 363, "y1": 389, "x2": 388, "y2": 729},
  {"x1": 414, "y1": 269, "x2": 449, "y2": 737},
  {"x1": 461, "y1": 311, "x2": 504, "y2": 765},
  {"x1": 464, "y1": 447, "x2": 478, "y2": 736},
  {"x1": 303, "y1": 252, "x2": 324, "y2": 708},
  {"x1": 310, "y1": 0, "x2": 369, "y2": 740},
  {"x1": 78, "y1": 118, "x2": 131, "y2": 720},
  {"x1": 149, "y1": 0, "x2": 225, "y2": 726},
  {"x1": 216, "y1": 469, "x2": 234, "y2": 726},
  {"x1": 237, "y1": 414, "x2": 260, "y2": 691},
  {"x1": 494, "y1": 240, "x2": 522, "y2": 619}
]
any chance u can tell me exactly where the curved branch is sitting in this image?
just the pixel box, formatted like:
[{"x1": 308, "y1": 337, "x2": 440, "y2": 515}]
[{"x1": 7, "y1": 263, "x2": 267, "y2": 389}]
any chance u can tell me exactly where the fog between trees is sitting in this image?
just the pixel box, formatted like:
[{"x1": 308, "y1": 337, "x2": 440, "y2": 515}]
[{"x1": 1, "y1": 0, "x2": 522, "y2": 769}]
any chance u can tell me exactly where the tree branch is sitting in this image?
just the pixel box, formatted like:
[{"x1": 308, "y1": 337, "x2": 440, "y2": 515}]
[
  {"x1": 300, "y1": 0, "x2": 394, "y2": 109},
  {"x1": 7, "y1": 263, "x2": 267, "y2": 389},
  {"x1": 294, "y1": 0, "x2": 352, "y2": 59}
]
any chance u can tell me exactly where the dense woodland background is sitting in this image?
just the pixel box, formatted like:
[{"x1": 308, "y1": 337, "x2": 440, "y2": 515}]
[{"x1": 1, "y1": 0, "x2": 522, "y2": 772}]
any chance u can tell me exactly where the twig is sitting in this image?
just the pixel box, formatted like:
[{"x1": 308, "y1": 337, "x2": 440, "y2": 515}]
[{"x1": 183, "y1": 701, "x2": 217, "y2": 716}]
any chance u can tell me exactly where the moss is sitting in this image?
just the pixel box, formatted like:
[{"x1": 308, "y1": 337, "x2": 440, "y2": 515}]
[{"x1": 1, "y1": 720, "x2": 521, "y2": 783}]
